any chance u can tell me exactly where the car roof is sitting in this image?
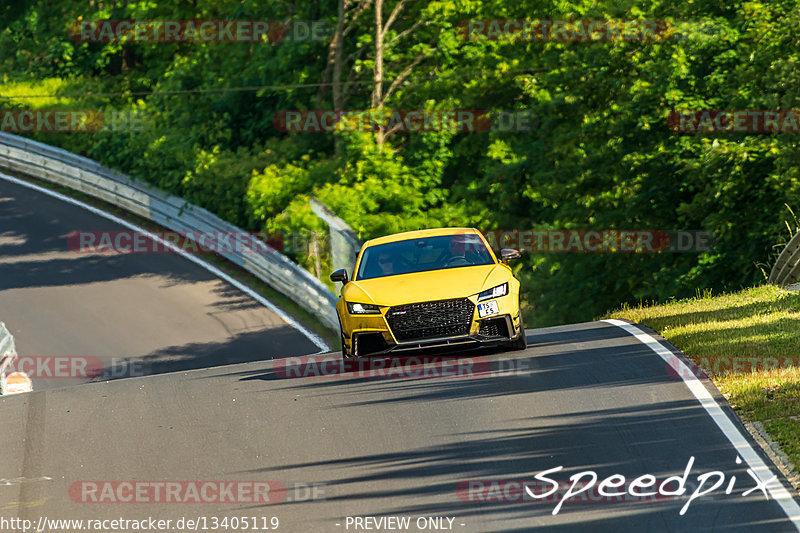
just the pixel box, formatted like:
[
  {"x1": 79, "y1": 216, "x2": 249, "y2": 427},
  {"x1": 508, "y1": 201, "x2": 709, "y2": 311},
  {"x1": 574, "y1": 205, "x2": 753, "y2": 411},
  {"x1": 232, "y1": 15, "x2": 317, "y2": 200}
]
[{"x1": 362, "y1": 227, "x2": 482, "y2": 248}]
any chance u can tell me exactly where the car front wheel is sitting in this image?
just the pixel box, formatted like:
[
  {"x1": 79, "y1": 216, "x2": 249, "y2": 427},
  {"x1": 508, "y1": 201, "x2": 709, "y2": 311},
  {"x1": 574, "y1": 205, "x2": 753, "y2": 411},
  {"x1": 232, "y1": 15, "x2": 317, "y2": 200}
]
[
  {"x1": 338, "y1": 318, "x2": 352, "y2": 359},
  {"x1": 340, "y1": 329, "x2": 355, "y2": 359},
  {"x1": 507, "y1": 309, "x2": 527, "y2": 351}
]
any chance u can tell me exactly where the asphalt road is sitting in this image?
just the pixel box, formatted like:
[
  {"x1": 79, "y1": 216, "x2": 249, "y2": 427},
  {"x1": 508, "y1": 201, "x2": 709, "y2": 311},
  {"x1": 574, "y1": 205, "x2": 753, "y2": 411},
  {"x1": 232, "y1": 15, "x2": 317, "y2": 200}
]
[
  {"x1": 0, "y1": 321, "x2": 798, "y2": 532},
  {"x1": 0, "y1": 175, "x2": 321, "y2": 390},
  {"x1": 1, "y1": 174, "x2": 799, "y2": 532}
]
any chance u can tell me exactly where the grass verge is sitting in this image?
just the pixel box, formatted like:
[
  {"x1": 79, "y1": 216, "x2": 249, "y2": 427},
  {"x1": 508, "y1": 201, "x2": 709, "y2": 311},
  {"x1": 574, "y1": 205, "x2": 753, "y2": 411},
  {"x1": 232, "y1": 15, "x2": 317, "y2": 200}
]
[{"x1": 608, "y1": 284, "x2": 800, "y2": 477}]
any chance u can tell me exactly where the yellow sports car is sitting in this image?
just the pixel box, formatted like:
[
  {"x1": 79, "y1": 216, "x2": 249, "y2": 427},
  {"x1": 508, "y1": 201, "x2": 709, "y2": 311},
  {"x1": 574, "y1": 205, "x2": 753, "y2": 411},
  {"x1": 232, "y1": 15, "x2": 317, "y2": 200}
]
[{"x1": 330, "y1": 227, "x2": 526, "y2": 358}]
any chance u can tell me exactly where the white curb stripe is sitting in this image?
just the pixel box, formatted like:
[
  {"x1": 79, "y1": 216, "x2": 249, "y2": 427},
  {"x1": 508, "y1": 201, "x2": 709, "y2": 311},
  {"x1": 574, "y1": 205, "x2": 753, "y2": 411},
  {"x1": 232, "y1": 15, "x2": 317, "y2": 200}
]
[
  {"x1": 603, "y1": 318, "x2": 800, "y2": 529},
  {"x1": 0, "y1": 172, "x2": 329, "y2": 353}
]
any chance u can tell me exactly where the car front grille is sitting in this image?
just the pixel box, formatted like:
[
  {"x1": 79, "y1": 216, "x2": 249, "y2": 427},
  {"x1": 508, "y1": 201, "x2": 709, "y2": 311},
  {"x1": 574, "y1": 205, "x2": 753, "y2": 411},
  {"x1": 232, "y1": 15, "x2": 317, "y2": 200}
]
[{"x1": 386, "y1": 298, "x2": 475, "y2": 342}]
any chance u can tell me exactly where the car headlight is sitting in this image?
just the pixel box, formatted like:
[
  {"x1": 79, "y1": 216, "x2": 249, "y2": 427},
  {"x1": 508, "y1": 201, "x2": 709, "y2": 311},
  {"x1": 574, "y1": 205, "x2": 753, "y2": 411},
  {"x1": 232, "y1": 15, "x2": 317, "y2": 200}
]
[
  {"x1": 347, "y1": 302, "x2": 381, "y2": 314},
  {"x1": 477, "y1": 282, "x2": 508, "y2": 302}
]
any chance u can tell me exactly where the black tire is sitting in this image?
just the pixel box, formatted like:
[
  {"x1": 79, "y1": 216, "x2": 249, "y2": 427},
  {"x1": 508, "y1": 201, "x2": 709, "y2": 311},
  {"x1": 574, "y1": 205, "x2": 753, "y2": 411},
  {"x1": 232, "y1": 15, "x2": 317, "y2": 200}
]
[
  {"x1": 337, "y1": 317, "x2": 352, "y2": 359},
  {"x1": 507, "y1": 309, "x2": 527, "y2": 351},
  {"x1": 340, "y1": 329, "x2": 349, "y2": 358}
]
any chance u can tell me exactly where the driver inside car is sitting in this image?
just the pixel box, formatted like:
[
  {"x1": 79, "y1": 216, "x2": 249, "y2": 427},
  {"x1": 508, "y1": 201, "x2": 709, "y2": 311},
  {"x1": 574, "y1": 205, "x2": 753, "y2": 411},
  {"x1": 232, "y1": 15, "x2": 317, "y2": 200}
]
[
  {"x1": 377, "y1": 252, "x2": 395, "y2": 275},
  {"x1": 443, "y1": 235, "x2": 472, "y2": 266}
]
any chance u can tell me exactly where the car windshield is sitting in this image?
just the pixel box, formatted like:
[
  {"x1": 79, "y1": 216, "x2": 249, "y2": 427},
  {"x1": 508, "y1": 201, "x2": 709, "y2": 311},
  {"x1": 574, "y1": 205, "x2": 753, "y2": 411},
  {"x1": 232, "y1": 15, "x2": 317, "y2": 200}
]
[{"x1": 356, "y1": 233, "x2": 495, "y2": 280}]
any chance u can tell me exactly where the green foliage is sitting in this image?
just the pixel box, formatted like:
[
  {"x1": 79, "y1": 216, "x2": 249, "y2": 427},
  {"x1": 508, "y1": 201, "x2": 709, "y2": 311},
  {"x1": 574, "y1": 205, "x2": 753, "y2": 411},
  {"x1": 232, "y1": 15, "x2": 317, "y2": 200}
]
[{"x1": 3, "y1": 0, "x2": 800, "y2": 326}]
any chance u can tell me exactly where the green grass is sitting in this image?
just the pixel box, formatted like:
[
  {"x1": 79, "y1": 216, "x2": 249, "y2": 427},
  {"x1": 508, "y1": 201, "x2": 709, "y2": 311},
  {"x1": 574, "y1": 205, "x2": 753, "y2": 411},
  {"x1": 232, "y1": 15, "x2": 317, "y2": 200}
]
[
  {"x1": 609, "y1": 285, "x2": 800, "y2": 471},
  {"x1": 764, "y1": 418, "x2": 800, "y2": 470}
]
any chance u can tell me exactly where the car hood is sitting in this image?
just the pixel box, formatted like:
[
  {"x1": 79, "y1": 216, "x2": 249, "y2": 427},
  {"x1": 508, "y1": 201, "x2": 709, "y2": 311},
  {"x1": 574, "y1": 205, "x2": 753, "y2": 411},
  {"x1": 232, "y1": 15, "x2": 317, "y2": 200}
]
[{"x1": 343, "y1": 264, "x2": 509, "y2": 306}]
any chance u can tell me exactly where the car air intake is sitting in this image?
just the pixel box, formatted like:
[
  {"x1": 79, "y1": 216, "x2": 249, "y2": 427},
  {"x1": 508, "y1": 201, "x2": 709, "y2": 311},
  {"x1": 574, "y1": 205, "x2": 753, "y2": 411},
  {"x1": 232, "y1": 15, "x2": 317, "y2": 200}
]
[
  {"x1": 355, "y1": 332, "x2": 388, "y2": 356},
  {"x1": 479, "y1": 316, "x2": 510, "y2": 338},
  {"x1": 386, "y1": 298, "x2": 475, "y2": 342}
]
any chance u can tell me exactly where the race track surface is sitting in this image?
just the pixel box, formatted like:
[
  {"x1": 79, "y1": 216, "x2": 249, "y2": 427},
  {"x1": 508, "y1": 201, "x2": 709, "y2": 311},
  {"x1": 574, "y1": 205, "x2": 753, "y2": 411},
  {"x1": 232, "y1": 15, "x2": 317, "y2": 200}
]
[
  {"x1": 1, "y1": 174, "x2": 798, "y2": 532},
  {"x1": 0, "y1": 176, "x2": 320, "y2": 390},
  {"x1": 1, "y1": 322, "x2": 798, "y2": 532}
]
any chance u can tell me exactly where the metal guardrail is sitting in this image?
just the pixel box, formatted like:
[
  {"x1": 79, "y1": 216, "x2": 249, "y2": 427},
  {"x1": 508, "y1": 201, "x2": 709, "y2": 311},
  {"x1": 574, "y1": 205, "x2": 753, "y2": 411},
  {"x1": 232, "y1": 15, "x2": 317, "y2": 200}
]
[
  {"x1": 769, "y1": 230, "x2": 800, "y2": 286},
  {"x1": 0, "y1": 132, "x2": 339, "y2": 331},
  {"x1": 310, "y1": 198, "x2": 363, "y2": 276},
  {"x1": 0, "y1": 321, "x2": 18, "y2": 395}
]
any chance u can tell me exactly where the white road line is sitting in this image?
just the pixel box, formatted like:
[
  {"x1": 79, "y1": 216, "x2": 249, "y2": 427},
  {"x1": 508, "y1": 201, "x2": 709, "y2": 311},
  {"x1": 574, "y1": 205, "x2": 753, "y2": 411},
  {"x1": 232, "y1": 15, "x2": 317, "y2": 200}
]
[
  {"x1": 603, "y1": 318, "x2": 800, "y2": 529},
  {"x1": 0, "y1": 171, "x2": 329, "y2": 353}
]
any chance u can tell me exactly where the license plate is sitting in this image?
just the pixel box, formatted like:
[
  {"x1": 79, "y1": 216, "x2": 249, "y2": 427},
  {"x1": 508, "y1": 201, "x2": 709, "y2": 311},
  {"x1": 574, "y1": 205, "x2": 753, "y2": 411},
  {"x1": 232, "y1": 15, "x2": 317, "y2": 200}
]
[{"x1": 478, "y1": 300, "x2": 499, "y2": 318}]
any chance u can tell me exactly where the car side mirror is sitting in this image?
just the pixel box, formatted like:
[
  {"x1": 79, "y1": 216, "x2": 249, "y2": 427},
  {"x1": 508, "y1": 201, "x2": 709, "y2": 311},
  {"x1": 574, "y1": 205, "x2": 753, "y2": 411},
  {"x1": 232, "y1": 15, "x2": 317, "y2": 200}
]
[
  {"x1": 330, "y1": 269, "x2": 349, "y2": 284},
  {"x1": 500, "y1": 248, "x2": 521, "y2": 263}
]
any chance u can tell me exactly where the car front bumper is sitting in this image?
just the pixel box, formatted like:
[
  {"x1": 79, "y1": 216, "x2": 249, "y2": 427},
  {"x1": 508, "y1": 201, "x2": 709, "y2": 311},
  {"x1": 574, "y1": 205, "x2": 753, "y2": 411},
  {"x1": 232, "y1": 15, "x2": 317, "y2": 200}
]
[{"x1": 340, "y1": 294, "x2": 522, "y2": 357}]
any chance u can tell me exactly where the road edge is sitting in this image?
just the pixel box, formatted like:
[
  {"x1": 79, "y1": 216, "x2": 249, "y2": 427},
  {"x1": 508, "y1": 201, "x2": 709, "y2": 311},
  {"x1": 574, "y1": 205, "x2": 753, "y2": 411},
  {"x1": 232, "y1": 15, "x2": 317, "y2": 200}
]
[{"x1": 603, "y1": 318, "x2": 800, "y2": 529}]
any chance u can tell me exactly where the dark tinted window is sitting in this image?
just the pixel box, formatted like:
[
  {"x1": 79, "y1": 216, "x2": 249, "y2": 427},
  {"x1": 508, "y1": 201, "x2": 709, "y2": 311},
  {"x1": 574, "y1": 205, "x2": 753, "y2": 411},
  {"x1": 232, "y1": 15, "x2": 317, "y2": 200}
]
[{"x1": 356, "y1": 234, "x2": 495, "y2": 280}]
